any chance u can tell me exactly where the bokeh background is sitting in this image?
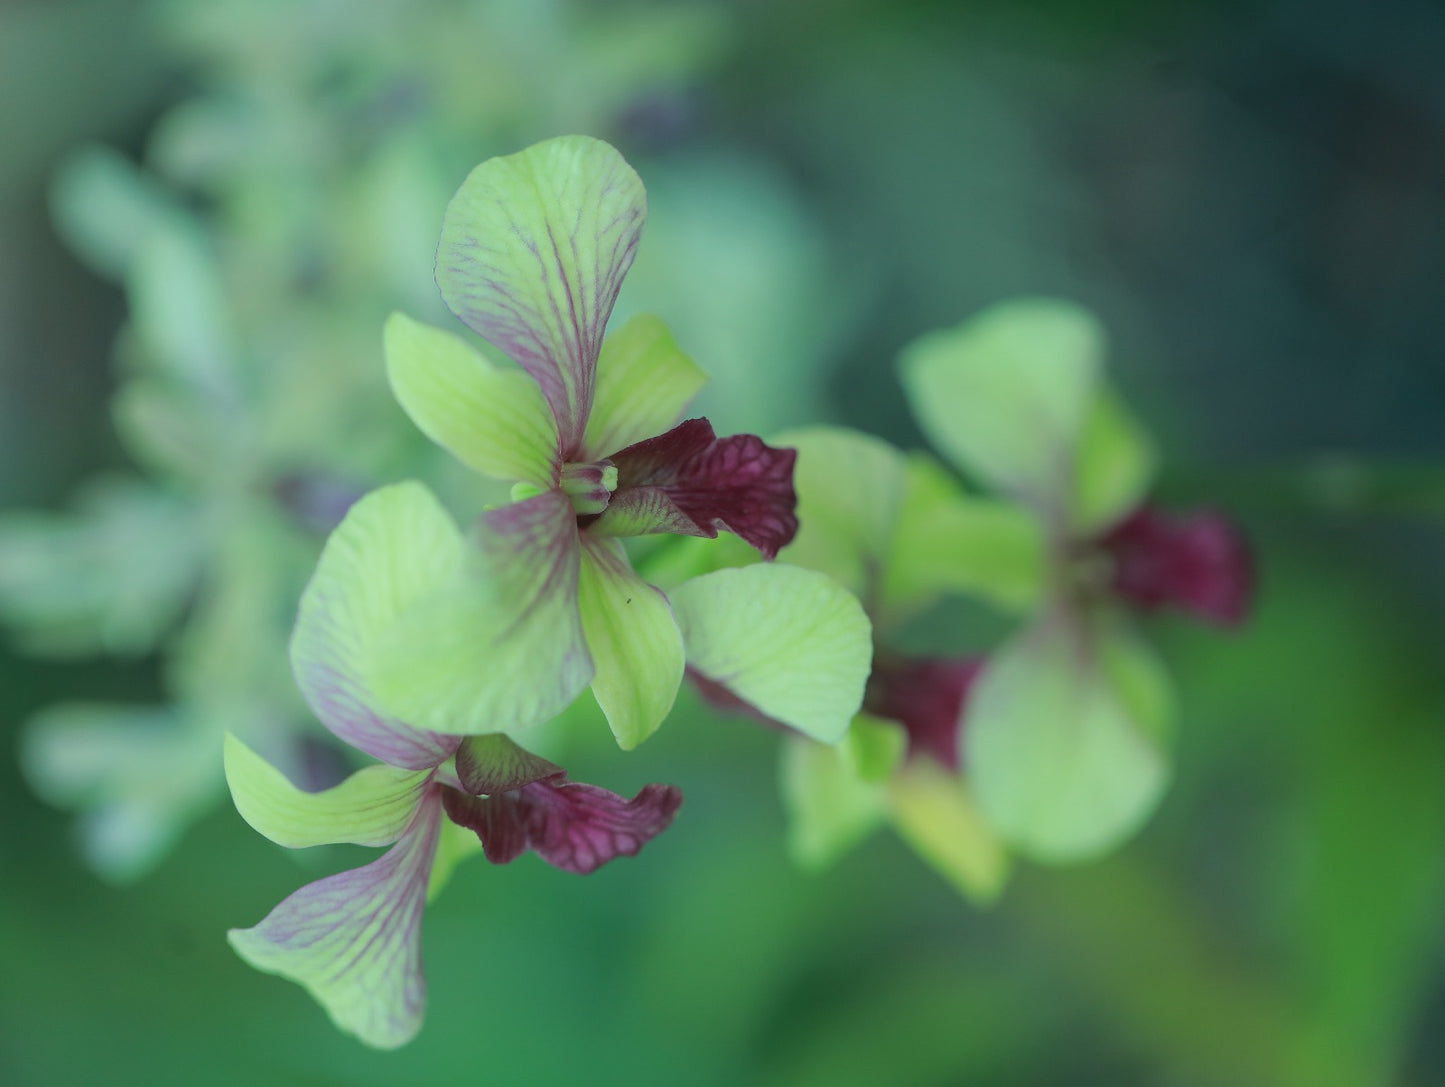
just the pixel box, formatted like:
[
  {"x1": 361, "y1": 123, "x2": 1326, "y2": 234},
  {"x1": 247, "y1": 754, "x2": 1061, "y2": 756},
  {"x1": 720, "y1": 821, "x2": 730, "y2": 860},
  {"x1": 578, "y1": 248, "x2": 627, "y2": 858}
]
[{"x1": 2, "y1": 1, "x2": 1443, "y2": 1084}]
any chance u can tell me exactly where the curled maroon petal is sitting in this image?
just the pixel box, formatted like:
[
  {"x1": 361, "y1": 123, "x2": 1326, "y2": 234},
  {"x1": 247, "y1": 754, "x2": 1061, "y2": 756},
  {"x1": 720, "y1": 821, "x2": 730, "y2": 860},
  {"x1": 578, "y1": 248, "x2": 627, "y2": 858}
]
[
  {"x1": 454, "y1": 734, "x2": 564, "y2": 795},
  {"x1": 442, "y1": 778, "x2": 682, "y2": 875},
  {"x1": 864, "y1": 654, "x2": 983, "y2": 771},
  {"x1": 1100, "y1": 505, "x2": 1253, "y2": 627},
  {"x1": 591, "y1": 417, "x2": 798, "y2": 558}
]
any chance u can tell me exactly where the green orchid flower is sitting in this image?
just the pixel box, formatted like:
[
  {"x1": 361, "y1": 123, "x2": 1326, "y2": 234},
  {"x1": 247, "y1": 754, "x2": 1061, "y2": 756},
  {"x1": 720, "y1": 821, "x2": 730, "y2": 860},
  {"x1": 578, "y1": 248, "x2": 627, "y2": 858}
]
[{"x1": 361, "y1": 135, "x2": 872, "y2": 751}]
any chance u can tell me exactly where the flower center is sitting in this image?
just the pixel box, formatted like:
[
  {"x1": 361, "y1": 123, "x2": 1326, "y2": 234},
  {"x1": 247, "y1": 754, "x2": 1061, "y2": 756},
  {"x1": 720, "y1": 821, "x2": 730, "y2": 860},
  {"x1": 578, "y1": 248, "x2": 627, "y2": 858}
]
[{"x1": 559, "y1": 460, "x2": 618, "y2": 516}]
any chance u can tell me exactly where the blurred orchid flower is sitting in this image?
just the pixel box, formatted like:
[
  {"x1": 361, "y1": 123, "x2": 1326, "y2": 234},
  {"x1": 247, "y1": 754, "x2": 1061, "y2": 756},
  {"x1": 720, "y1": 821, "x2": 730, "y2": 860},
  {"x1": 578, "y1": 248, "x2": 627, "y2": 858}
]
[
  {"x1": 369, "y1": 135, "x2": 871, "y2": 751},
  {"x1": 226, "y1": 483, "x2": 683, "y2": 1049}
]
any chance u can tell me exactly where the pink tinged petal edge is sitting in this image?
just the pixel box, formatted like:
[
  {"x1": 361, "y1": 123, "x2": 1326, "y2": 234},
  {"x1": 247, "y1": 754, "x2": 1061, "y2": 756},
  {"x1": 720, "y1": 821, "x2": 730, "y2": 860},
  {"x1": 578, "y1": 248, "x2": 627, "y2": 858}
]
[
  {"x1": 227, "y1": 790, "x2": 442, "y2": 1050},
  {"x1": 442, "y1": 778, "x2": 682, "y2": 875},
  {"x1": 864, "y1": 656, "x2": 985, "y2": 771},
  {"x1": 687, "y1": 667, "x2": 792, "y2": 734},
  {"x1": 592, "y1": 418, "x2": 799, "y2": 558},
  {"x1": 435, "y1": 137, "x2": 646, "y2": 452},
  {"x1": 1100, "y1": 505, "x2": 1254, "y2": 627},
  {"x1": 291, "y1": 483, "x2": 467, "y2": 770}
]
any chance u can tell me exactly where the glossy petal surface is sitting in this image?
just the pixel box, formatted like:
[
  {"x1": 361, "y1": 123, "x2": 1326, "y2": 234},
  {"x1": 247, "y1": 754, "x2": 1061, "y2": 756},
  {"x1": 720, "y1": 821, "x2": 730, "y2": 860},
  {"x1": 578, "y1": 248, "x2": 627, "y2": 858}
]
[
  {"x1": 900, "y1": 297, "x2": 1102, "y2": 511},
  {"x1": 368, "y1": 490, "x2": 594, "y2": 736},
  {"x1": 384, "y1": 312, "x2": 558, "y2": 486},
  {"x1": 291, "y1": 483, "x2": 465, "y2": 768},
  {"x1": 224, "y1": 733, "x2": 430, "y2": 848},
  {"x1": 592, "y1": 418, "x2": 798, "y2": 558},
  {"x1": 577, "y1": 537, "x2": 685, "y2": 750},
  {"x1": 436, "y1": 135, "x2": 646, "y2": 451},
  {"x1": 228, "y1": 793, "x2": 442, "y2": 1050},
  {"x1": 671, "y1": 564, "x2": 872, "y2": 744},
  {"x1": 583, "y1": 314, "x2": 706, "y2": 460}
]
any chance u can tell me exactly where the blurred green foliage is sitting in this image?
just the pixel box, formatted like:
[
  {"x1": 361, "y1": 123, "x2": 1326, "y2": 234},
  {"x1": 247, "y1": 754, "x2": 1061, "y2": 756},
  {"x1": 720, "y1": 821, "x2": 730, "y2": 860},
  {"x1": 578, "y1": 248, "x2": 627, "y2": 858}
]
[{"x1": 2, "y1": 0, "x2": 1443, "y2": 1085}]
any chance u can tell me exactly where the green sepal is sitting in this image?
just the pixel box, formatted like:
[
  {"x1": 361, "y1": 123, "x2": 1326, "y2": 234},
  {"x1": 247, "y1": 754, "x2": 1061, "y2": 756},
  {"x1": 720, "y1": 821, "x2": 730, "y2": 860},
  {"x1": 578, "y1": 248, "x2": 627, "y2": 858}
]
[
  {"x1": 780, "y1": 726, "x2": 892, "y2": 871},
  {"x1": 1072, "y1": 387, "x2": 1157, "y2": 534},
  {"x1": 224, "y1": 733, "x2": 430, "y2": 849}
]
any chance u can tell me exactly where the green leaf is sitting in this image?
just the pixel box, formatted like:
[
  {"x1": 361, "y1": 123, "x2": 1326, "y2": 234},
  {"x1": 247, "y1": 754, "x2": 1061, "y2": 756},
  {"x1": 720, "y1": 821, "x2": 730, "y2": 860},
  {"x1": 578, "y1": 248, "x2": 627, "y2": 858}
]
[
  {"x1": 899, "y1": 297, "x2": 1103, "y2": 511},
  {"x1": 670, "y1": 564, "x2": 872, "y2": 744},
  {"x1": 0, "y1": 476, "x2": 201, "y2": 657},
  {"x1": 964, "y1": 613, "x2": 1173, "y2": 862},
  {"x1": 582, "y1": 314, "x2": 707, "y2": 460},
  {"x1": 224, "y1": 733, "x2": 430, "y2": 849},
  {"x1": 577, "y1": 538, "x2": 685, "y2": 750},
  {"x1": 881, "y1": 453, "x2": 1046, "y2": 617},
  {"x1": 772, "y1": 426, "x2": 906, "y2": 599},
  {"x1": 780, "y1": 731, "x2": 891, "y2": 870},
  {"x1": 49, "y1": 144, "x2": 191, "y2": 280},
  {"x1": 436, "y1": 135, "x2": 647, "y2": 449},
  {"x1": 1072, "y1": 387, "x2": 1157, "y2": 534},
  {"x1": 888, "y1": 757, "x2": 1010, "y2": 902},
  {"x1": 384, "y1": 312, "x2": 559, "y2": 487}
]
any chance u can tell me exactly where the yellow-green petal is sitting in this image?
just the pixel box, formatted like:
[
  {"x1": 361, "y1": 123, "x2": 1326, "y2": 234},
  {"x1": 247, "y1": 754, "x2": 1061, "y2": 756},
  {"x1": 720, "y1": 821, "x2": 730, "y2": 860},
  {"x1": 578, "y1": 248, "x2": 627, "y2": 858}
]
[
  {"x1": 671, "y1": 564, "x2": 872, "y2": 744},
  {"x1": 888, "y1": 757, "x2": 1010, "y2": 902},
  {"x1": 224, "y1": 733, "x2": 430, "y2": 849},
  {"x1": 780, "y1": 724, "x2": 894, "y2": 871},
  {"x1": 577, "y1": 537, "x2": 685, "y2": 750},
  {"x1": 899, "y1": 297, "x2": 1103, "y2": 512},
  {"x1": 583, "y1": 314, "x2": 707, "y2": 460},
  {"x1": 1072, "y1": 387, "x2": 1157, "y2": 534},
  {"x1": 384, "y1": 312, "x2": 558, "y2": 486}
]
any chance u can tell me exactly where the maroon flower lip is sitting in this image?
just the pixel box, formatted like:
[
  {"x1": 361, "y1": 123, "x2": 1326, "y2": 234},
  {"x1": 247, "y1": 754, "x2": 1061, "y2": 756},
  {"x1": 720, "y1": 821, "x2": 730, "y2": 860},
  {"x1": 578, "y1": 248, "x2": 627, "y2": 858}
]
[
  {"x1": 864, "y1": 654, "x2": 984, "y2": 771},
  {"x1": 592, "y1": 417, "x2": 799, "y2": 558},
  {"x1": 1099, "y1": 505, "x2": 1254, "y2": 627}
]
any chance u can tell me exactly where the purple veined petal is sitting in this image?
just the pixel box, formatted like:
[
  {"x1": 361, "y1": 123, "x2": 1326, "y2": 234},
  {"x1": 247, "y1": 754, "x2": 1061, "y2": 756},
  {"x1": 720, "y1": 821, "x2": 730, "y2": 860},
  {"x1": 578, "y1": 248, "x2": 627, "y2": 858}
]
[
  {"x1": 227, "y1": 789, "x2": 442, "y2": 1050},
  {"x1": 1099, "y1": 505, "x2": 1254, "y2": 627},
  {"x1": 442, "y1": 777, "x2": 682, "y2": 875},
  {"x1": 435, "y1": 136, "x2": 647, "y2": 453},
  {"x1": 291, "y1": 483, "x2": 469, "y2": 769},
  {"x1": 367, "y1": 489, "x2": 595, "y2": 737},
  {"x1": 864, "y1": 655, "x2": 985, "y2": 771},
  {"x1": 588, "y1": 418, "x2": 799, "y2": 558}
]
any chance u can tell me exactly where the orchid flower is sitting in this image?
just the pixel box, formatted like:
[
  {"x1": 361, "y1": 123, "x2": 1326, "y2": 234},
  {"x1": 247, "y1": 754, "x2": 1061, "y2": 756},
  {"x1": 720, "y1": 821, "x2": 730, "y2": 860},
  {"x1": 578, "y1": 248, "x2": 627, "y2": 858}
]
[
  {"x1": 898, "y1": 297, "x2": 1252, "y2": 862},
  {"x1": 368, "y1": 135, "x2": 871, "y2": 751},
  {"x1": 226, "y1": 483, "x2": 684, "y2": 1049}
]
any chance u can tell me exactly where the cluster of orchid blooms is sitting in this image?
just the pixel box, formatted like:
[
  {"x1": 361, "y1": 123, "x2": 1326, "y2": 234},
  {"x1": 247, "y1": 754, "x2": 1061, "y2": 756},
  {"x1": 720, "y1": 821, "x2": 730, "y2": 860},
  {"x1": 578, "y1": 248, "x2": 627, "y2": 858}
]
[{"x1": 226, "y1": 136, "x2": 1252, "y2": 1048}]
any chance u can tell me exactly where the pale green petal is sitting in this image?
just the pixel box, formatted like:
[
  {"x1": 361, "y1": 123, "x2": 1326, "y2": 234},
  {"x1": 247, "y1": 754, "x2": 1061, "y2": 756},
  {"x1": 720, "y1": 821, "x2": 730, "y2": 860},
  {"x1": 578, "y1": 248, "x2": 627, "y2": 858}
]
[
  {"x1": 888, "y1": 758, "x2": 1010, "y2": 902},
  {"x1": 577, "y1": 538, "x2": 684, "y2": 750},
  {"x1": 772, "y1": 426, "x2": 906, "y2": 599},
  {"x1": 671, "y1": 565, "x2": 872, "y2": 744},
  {"x1": 964, "y1": 613, "x2": 1173, "y2": 862},
  {"x1": 384, "y1": 312, "x2": 558, "y2": 486},
  {"x1": 368, "y1": 491, "x2": 593, "y2": 736},
  {"x1": 881, "y1": 453, "x2": 1046, "y2": 616},
  {"x1": 583, "y1": 314, "x2": 707, "y2": 460},
  {"x1": 291, "y1": 482, "x2": 467, "y2": 767},
  {"x1": 1072, "y1": 387, "x2": 1157, "y2": 534},
  {"x1": 229, "y1": 795, "x2": 440, "y2": 1050},
  {"x1": 436, "y1": 135, "x2": 646, "y2": 449},
  {"x1": 780, "y1": 729, "x2": 891, "y2": 870},
  {"x1": 899, "y1": 297, "x2": 1103, "y2": 511},
  {"x1": 224, "y1": 734, "x2": 430, "y2": 849}
]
